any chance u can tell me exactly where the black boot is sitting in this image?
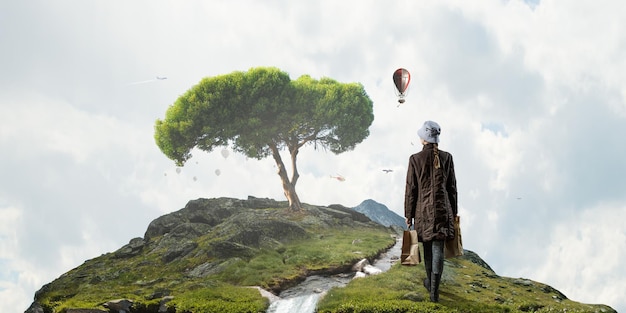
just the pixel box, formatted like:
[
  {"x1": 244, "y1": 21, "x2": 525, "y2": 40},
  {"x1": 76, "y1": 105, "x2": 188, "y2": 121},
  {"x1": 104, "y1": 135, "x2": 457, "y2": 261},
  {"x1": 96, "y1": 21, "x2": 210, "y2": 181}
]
[
  {"x1": 423, "y1": 241, "x2": 433, "y2": 292},
  {"x1": 430, "y1": 273, "x2": 441, "y2": 302}
]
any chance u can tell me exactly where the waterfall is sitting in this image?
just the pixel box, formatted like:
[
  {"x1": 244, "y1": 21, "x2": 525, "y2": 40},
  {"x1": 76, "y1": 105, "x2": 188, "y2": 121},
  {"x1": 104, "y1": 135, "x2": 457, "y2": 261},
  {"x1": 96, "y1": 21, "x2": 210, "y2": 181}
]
[
  {"x1": 262, "y1": 237, "x2": 401, "y2": 313},
  {"x1": 266, "y1": 293, "x2": 321, "y2": 313}
]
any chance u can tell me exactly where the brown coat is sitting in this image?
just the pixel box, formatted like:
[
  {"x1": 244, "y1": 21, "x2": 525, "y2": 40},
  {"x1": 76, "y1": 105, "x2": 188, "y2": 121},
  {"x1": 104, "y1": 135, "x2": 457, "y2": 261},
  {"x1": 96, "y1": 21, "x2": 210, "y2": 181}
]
[{"x1": 404, "y1": 143, "x2": 457, "y2": 242}]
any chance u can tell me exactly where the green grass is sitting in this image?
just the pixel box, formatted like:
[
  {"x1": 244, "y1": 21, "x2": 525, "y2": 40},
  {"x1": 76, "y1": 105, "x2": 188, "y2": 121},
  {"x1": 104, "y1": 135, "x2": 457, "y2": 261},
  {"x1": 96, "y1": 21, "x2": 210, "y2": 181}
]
[
  {"x1": 37, "y1": 204, "x2": 612, "y2": 313},
  {"x1": 215, "y1": 227, "x2": 395, "y2": 288},
  {"x1": 37, "y1": 220, "x2": 395, "y2": 313},
  {"x1": 167, "y1": 283, "x2": 268, "y2": 313},
  {"x1": 317, "y1": 253, "x2": 613, "y2": 313}
]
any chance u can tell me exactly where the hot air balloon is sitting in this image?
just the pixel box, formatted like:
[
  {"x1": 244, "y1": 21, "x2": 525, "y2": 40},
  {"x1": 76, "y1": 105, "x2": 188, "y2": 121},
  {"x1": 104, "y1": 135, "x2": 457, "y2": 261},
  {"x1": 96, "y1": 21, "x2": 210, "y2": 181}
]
[
  {"x1": 393, "y1": 68, "x2": 411, "y2": 104},
  {"x1": 221, "y1": 149, "x2": 230, "y2": 159}
]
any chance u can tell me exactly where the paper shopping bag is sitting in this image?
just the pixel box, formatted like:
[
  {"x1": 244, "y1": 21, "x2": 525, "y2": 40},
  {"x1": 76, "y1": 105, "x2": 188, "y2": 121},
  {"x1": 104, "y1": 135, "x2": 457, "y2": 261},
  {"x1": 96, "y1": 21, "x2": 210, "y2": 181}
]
[
  {"x1": 445, "y1": 215, "x2": 464, "y2": 258},
  {"x1": 401, "y1": 227, "x2": 421, "y2": 265}
]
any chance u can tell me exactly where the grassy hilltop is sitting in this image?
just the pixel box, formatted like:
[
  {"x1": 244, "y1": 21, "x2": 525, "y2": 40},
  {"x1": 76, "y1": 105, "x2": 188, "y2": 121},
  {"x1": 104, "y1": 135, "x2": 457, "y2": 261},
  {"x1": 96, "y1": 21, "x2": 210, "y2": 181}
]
[
  {"x1": 318, "y1": 249, "x2": 615, "y2": 313},
  {"x1": 27, "y1": 197, "x2": 615, "y2": 313}
]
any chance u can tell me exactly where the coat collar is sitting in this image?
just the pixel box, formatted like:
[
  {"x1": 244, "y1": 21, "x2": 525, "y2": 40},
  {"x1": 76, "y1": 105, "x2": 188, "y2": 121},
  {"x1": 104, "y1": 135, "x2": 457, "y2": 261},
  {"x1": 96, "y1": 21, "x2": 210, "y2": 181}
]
[{"x1": 421, "y1": 143, "x2": 437, "y2": 151}]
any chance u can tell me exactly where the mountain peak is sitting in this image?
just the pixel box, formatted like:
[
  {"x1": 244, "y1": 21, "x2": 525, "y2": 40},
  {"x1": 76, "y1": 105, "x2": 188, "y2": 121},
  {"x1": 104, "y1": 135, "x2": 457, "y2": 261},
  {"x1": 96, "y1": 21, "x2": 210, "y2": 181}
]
[{"x1": 351, "y1": 199, "x2": 406, "y2": 228}]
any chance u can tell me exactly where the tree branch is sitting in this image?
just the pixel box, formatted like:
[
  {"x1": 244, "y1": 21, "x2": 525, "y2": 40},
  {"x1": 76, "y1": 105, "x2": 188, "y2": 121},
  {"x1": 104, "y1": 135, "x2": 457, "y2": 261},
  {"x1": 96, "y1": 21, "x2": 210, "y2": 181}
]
[{"x1": 289, "y1": 145, "x2": 300, "y2": 186}]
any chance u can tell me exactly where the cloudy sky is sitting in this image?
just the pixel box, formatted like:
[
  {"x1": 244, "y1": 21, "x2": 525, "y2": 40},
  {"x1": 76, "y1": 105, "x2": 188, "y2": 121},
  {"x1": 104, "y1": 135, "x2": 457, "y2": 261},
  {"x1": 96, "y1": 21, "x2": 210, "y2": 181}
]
[{"x1": 1, "y1": 0, "x2": 625, "y2": 312}]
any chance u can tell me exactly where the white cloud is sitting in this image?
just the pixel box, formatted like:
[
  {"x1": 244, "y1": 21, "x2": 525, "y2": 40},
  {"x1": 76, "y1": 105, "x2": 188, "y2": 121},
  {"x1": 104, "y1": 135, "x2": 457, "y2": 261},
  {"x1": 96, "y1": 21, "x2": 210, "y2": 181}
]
[
  {"x1": 0, "y1": 206, "x2": 47, "y2": 312},
  {"x1": 1, "y1": 1, "x2": 625, "y2": 312},
  {"x1": 0, "y1": 207, "x2": 20, "y2": 259},
  {"x1": 536, "y1": 203, "x2": 626, "y2": 308}
]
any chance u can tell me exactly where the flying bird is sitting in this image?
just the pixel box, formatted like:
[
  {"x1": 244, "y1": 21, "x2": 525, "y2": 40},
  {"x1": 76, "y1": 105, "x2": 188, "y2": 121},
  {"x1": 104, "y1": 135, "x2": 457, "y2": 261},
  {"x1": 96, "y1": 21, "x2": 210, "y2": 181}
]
[
  {"x1": 127, "y1": 76, "x2": 168, "y2": 86},
  {"x1": 330, "y1": 174, "x2": 345, "y2": 182},
  {"x1": 382, "y1": 169, "x2": 393, "y2": 173}
]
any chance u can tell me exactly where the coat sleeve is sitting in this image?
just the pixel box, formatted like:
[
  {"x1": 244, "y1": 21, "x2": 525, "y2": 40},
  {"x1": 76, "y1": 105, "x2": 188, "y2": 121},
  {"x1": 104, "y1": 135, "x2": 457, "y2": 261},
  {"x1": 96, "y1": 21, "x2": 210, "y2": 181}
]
[
  {"x1": 446, "y1": 154, "x2": 458, "y2": 216},
  {"x1": 404, "y1": 156, "x2": 418, "y2": 220}
]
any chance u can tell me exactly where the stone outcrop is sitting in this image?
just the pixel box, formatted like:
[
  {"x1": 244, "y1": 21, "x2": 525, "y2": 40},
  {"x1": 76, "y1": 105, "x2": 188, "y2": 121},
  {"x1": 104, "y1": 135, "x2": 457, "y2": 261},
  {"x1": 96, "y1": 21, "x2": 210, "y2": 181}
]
[{"x1": 102, "y1": 299, "x2": 133, "y2": 313}]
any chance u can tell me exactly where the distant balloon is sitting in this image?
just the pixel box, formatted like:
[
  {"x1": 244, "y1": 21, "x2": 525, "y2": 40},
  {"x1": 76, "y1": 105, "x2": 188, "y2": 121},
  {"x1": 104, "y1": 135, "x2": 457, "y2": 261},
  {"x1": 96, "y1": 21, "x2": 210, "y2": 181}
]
[
  {"x1": 392, "y1": 68, "x2": 411, "y2": 104},
  {"x1": 176, "y1": 167, "x2": 182, "y2": 174},
  {"x1": 215, "y1": 169, "x2": 221, "y2": 176},
  {"x1": 221, "y1": 149, "x2": 230, "y2": 159},
  {"x1": 193, "y1": 176, "x2": 197, "y2": 181}
]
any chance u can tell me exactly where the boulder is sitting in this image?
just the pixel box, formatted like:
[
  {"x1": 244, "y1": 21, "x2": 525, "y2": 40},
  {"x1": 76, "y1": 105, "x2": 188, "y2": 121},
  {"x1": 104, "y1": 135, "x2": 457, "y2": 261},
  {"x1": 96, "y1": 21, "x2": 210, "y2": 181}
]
[
  {"x1": 158, "y1": 296, "x2": 174, "y2": 313},
  {"x1": 144, "y1": 198, "x2": 239, "y2": 241},
  {"x1": 102, "y1": 299, "x2": 133, "y2": 313},
  {"x1": 162, "y1": 240, "x2": 198, "y2": 263},
  {"x1": 351, "y1": 259, "x2": 370, "y2": 272},
  {"x1": 362, "y1": 264, "x2": 382, "y2": 275},
  {"x1": 114, "y1": 237, "x2": 145, "y2": 258},
  {"x1": 24, "y1": 302, "x2": 44, "y2": 313}
]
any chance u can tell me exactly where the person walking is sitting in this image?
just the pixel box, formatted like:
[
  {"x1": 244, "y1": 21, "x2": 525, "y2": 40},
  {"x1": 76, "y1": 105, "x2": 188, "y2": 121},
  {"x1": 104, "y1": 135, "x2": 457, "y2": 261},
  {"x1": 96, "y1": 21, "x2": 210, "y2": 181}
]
[{"x1": 404, "y1": 120, "x2": 458, "y2": 302}]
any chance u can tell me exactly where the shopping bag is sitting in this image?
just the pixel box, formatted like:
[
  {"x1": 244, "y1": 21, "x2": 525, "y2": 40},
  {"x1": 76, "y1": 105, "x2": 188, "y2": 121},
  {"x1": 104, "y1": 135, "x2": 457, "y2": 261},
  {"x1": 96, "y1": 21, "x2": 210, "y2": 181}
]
[
  {"x1": 401, "y1": 225, "x2": 421, "y2": 265},
  {"x1": 445, "y1": 215, "x2": 464, "y2": 258}
]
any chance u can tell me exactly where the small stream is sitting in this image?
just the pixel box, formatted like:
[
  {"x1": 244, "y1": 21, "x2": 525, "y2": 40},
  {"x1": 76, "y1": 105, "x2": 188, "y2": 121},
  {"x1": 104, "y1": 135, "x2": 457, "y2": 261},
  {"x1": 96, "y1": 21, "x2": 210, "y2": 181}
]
[{"x1": 266, "y1": 237, "x2": 402, "y2": 313}]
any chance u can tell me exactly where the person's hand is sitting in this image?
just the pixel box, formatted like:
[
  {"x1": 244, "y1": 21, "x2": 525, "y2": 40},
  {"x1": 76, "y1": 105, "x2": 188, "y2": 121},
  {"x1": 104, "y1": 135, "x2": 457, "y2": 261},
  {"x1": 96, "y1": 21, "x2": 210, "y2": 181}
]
[{"x1": 405, "y1": 217, "x2": 412, "y2": 228}]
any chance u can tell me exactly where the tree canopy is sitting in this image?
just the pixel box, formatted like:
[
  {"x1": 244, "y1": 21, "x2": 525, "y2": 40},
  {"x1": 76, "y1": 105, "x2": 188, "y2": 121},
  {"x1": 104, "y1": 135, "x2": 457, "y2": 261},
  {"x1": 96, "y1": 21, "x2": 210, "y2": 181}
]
[{"x1": 155, "y1": 67, "x2": 374, "y2": 210}]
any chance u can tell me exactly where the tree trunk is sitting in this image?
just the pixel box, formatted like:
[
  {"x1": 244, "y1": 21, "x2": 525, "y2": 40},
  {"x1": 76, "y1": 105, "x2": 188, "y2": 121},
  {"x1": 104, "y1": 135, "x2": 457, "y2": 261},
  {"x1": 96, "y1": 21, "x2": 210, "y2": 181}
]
[
  {"x1": 269, "y1": 143, "x2": 302, "y2": 211},
  {"x1": 283, "y1": 181, "x2": 302, "y2": 211}
]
